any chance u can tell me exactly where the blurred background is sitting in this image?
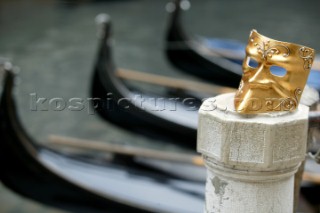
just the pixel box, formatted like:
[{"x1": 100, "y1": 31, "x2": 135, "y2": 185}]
[{"x1": 1, "y1": 0, "x2": 319, "y2": 212}]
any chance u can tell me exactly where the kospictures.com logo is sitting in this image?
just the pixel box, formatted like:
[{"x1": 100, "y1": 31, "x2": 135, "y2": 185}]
[
  {"x1": 30, "y1": 92, "x2": 297, "y2": 114},
  {"x1": 29, "y1": 92, "x2": 203, "y2": 114}
]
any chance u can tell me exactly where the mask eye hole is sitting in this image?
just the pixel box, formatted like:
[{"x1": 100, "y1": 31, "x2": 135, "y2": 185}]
[
  {"x1": 246, "y1": 57, "x2": 258, "y2": 68},
  {"x1": 270, "y1": 66, "x2": 287, "y2": 77}
]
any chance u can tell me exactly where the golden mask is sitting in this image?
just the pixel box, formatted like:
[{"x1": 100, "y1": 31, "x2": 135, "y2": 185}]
[{"x1": 234, "y1": 30, "x2": 315, "y2": 114}]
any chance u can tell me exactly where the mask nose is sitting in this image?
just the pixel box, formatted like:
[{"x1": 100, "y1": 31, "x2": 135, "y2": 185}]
[{"x1": 248, "y1": 65, "x2": 270, "y2": 85}]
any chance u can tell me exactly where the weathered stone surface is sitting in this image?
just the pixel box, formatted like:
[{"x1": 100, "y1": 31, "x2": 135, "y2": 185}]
[
  {"x1": 204, "y1": 169, "x2": 294, "y2": 213},
  {"x1": 197, "y1": 93, "x2": 309, "y2": 171},
  {"x1": 197, "y1": 93, "x2": 309, "y2": 213}
]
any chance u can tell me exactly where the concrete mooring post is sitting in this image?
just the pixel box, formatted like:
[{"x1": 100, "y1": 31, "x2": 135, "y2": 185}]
[{"x1": 197, "y1": 93, "x2": 309, "y2": 213}]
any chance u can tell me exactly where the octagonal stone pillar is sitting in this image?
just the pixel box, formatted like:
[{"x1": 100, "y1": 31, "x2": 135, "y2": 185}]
[{"x1": 197, "y1": 93, "x2": 309, "y2": 213}]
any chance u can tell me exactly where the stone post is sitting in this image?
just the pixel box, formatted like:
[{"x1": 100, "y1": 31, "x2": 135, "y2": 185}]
[{"x1": 197, "y1": 93, "x2": 309, "y2": 213}]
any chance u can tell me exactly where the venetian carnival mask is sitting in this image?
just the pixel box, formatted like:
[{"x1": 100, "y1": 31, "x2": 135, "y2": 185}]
[{"x1": 234, "y1": 30, "x2": 315, "y2": 114}]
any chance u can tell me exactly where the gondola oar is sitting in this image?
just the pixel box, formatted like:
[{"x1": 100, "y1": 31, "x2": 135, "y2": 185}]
[
  {"x1": 116, "y1": 68, "x2": 235, "y2": 95},
  {"x1": 48, "y1": 135, "x2": 320, "y2": 184},
  {"x1": 48, "y1": 135, "x2": 204, "y2": 166}
]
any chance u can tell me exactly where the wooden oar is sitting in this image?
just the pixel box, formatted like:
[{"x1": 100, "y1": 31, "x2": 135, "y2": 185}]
[
  {"x1": 48, "y1": 135, "x2": 204, "y2": 166},
  {"x1": 115, "y1": 68, "x2": 236, "y2": 95},
  {"x1": 303, "y1": 172, "x2": 320, "y2": 184},
  {"x1": 48, "y1": 135, "x2": 320, "y2": 184}
]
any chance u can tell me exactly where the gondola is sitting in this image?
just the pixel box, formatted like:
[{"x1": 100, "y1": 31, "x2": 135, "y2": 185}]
[
  {"x1": 165, "y1": 0, "x2": 242, "y2": 88},
  {"x1": 165, "y1": 0, "x2": 320, "y2": 91},
  {"x1": 0, "y1": 63, "x2": 206, "y2": 213},
  {"x1": 1, "y1": 68, "x2": 319, "y2": 213},
  {"x1": 91, "y1": 15, "x2": 200, "y2": 147},
  {"x1": 91, "y1": 14, "x2": 319, "y2": 150}
]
